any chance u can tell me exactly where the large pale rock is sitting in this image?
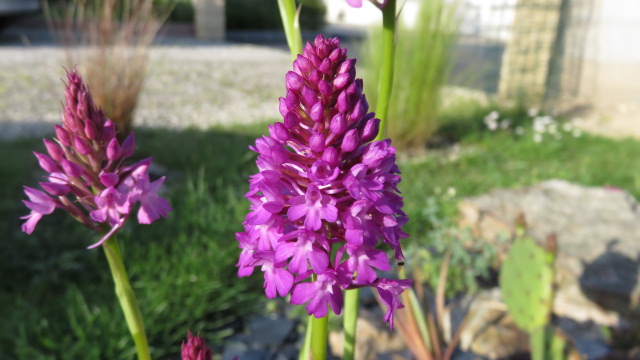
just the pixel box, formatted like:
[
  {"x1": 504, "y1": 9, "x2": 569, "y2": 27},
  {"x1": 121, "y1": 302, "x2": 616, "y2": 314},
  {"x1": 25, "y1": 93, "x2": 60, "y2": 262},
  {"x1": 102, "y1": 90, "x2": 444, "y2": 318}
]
[
  {"x1": 453, "y1": 289, "x2": 529, "y2": 360},
  {"x1": 458, "y1": 180, "x2": 640, "y2": 326}
]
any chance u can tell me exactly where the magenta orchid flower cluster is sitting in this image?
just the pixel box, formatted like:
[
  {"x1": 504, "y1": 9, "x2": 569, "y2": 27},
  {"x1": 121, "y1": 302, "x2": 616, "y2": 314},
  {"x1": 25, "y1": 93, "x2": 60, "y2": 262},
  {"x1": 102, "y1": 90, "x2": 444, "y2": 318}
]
[
  {"x1": 346, "y1": 0, "x2": 389, "y2": 9},
  {"x1": 21, "y1": 69, "x2": 171, "y2": 248},
  {"x1": 236, "y1": 35, "x2": 411, "y2": 328}
]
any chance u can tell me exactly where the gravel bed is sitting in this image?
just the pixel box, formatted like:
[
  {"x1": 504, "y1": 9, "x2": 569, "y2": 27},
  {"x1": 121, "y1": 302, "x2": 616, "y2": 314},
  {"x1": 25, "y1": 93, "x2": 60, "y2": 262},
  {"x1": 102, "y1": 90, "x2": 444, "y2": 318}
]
[{"x1": 0, "y1": 43, "x2": 292, "y2": 140}]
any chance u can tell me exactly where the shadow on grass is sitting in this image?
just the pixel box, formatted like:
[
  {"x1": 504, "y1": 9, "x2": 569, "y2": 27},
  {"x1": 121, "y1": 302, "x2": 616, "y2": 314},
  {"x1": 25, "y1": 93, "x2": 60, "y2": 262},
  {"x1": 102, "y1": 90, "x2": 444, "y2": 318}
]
[{"x1": 0, "y1": 126, "x2": 264, "y2": 360}]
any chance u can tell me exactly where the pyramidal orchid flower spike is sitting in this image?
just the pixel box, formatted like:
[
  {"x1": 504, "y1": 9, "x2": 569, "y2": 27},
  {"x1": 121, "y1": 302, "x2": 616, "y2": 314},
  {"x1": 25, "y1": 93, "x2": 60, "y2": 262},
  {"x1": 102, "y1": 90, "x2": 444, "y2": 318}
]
[
  {"x1": 20, "y1": 69, "x2": 172, "y2": 248},
  {"x1": 236, "y1": 35, "x2": 411, "y2": 328}
]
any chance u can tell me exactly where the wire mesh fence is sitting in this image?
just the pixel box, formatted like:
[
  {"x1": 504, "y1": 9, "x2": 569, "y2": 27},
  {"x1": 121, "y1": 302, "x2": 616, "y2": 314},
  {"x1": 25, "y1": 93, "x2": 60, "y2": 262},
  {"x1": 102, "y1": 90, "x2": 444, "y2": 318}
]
[{"x1": 452, "y1": 0, "x2": 595, "y2": 112}]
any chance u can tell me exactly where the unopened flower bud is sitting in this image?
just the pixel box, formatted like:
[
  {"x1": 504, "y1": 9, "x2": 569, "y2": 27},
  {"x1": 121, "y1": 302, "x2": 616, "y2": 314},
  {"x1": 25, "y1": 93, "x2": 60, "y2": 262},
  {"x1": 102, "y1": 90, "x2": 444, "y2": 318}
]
[
  {"x1": 286, "y1": 71, "x2": 304, "y2": 91},
  {"x1": 34, "y1": 152, "x2": 60, "y2": 173},
  {"x1": 310, "y1": 102, "x2": 324, "y2": 122},
  {"x1": 181, "y1": 331, "x2": 212, "y2": 360},
  {"x1": 341, "y1": 129, "x2": 358, "y2": 152},
  {"x1": 120, "y1": 133, "x2": 136, "y2": 159},
  {"x1": 43, "y1": 139, "x2": 64, "y2": 161},
  {"x1": 310, "y1": 132, "x2": 326, "y2": 152},
  {"x1": 73, "y1": 136, "x2": 92, "y2": 155},
  {"x1": 54, "y1": 125, "x2": 71, "y2": 146},
  {"x1": 330, "y1": 113, "x2": 346, "y2": 135}
]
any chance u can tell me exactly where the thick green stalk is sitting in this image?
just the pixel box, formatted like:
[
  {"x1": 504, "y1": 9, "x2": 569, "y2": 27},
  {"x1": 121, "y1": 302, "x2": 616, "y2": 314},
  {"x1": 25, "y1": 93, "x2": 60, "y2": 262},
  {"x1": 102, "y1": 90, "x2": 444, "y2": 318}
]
[
  {"x1": 277, "y1": 0, "x2": 303, "y2": 59},
  {"x1": 374, "y1": 0, "x2": 397, "y2": 140},
  {"x1": 298, "y1": 315, "x2": 313, "y2": 360},
  {"x1": 530, "y1": 326, "x2": 546, "y2": 360},
  {"x1": 343, "y1": 289, "x2": 359, "y2": 360},
  {"x1": 103, "y1": 237, "x2": 151, "y2": 360},
  {"x1": 311, "y1": 315, "x2": 328, "y2": 360}
]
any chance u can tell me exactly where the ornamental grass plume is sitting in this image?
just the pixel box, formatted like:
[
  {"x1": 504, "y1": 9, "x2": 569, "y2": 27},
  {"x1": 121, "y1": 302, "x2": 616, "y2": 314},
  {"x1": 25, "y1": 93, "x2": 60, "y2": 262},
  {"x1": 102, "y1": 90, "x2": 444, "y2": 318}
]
[
  {"x1": 21, "y1": 69, "x2": 171, "y2": 248},
  {"x1": 236, "y1": 34, "x2": 411, "y2": 328}
]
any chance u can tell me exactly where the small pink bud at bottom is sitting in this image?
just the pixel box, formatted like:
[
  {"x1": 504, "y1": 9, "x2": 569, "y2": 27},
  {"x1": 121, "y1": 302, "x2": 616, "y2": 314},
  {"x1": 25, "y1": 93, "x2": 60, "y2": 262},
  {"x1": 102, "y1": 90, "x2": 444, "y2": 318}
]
[{"x1": 181, "y1": 331, "x2": 212, "y2": 360}]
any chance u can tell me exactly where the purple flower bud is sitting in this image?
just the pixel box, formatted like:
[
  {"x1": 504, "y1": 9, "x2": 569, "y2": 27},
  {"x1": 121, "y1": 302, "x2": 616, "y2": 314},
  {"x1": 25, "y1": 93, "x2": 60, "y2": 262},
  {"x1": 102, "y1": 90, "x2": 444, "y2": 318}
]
[
  {"x1": 319, "y1": 58, "x2": 332, "y2": 74},
  {"x1": 330, "y1": 113, "x2": 346, "y2": 135},
  {"x1": 60, "y1": 158, "x2": 84, "y2": 178},
  {"x1": 269, "y1": 122, "x2": 290, "y2": 141},
  {"x1": 73, "y1": 136, "x2": 92, "y2": 155},
  {"x1": 62, "y1": 108, "x2": 80, "y2": 133},
  {"x1": 294, "y1": 54, "x2": 312, "y2": 74},
  {"x1": 43, "y1": 139, "x2": 64, "y2": 161},
  {"x1": 338, "y1": 59, "x2": 355, "y2": 75},
  {"x1": 350, "y1": 99, "x2": 367, "y2": 122},
  {"x1": 106, "y1": 138, "x2": 121, "y2": 161},
  {"x1": 181, "y1": 331, "x2": 212, "y2": 360},
  {"x1": 360, "y1": 116, "x2": 380, "y2": 143},
  {"x1": 284, "y1": 113, "x2": 299, "y2": 129},
  {"x1": 309, "y1": 69, "x2": 322, "y2": 85},
  {"x1": 309, "y1": 132, "x2": 326, "y2": 152},
  {"x1": 54, "y1": 125, "x2": 71, "y2": 146},
  {"x1": 318, "y1": 80, "x2": 332, "y2": 96},
  {"x1": 120, "y1": 133, "x2": 136, "y2": 159},
  {"x1": 84, "y1": 117, "x2": 97, "y2": 139},
  {"x1": 329, "y1": 47, "x2": 343, "y2": 63},
  {"x1": 100, "y1": 172, "x2": 120, "y2": 187},
  {"x1": 285, "y1": 90, "x2": 299, "y2": 109},
  {"x1": 333, "y1": 73, "x2": 352, "y2": 91},
  {"x1": 286, "y1": 71, "x2": 304, "y2": 91},
  {"x1": 279, "y1": 97, "x2": 289, "y2": 117},
  {"x1": 301, "y1": 85, "x2": 317, "y2": 108},
  {"x1": 337, "y1": 91, "x2": 351, "y2": 113},
  {"x1": 310, "y1": 102, "x2": 324, "y2": 123},
  {"x1": 39, "y1": 181, "x2": 70, "y2": 196},
  {"x1": 322, "y1": 147, "x2": 339, "y2": 167},
  {"x1": 101, "y1": 117, "x2": 116, "y2": 141},
  {"x1": 341, "y1": 129, "x2": 358, "y2": 152},
  {"x1": 34, "y1": 152, "x2": 60, "y2": 173}
]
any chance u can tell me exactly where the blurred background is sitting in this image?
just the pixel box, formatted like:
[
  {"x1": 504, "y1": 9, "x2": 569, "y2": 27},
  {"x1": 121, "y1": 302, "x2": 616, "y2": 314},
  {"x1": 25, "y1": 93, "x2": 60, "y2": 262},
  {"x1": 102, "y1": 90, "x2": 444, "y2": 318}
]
[{"x1": 1, "y1": 0, "x2": 639, "y2": 359}]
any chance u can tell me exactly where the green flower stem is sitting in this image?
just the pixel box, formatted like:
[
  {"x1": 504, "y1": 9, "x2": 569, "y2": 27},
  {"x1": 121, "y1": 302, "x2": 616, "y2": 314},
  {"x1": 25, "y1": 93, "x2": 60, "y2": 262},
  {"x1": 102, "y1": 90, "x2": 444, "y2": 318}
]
[
  {"x1": 343, "y1": 288, "x2": 359, "y2": 360},
  {"x1": 530, "y1": 326, "x2": 545, "y2": 360},
  {"x1": 103, "y1": 237, "x2": 151, "y2": 360},
  {"x1": 311, "y1": 314, "x2": 328, "y2": 360},
  {"x1": 278, "y1": 0, "x2": 303, "y2": 59},
  {"x1": 298, "y1": 315, "x2": 313, "y2": 360},
  {"x1": 374, "y1": 0, "x2": 397, "y2": 141}
]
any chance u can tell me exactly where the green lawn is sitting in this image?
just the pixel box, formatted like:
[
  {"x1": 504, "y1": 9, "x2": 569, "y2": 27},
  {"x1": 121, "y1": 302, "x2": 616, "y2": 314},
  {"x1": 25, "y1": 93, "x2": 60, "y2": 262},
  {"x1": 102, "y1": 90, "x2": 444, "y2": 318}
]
[{"x1": 2, "y1": 121, "x2": 639, "y2": 359}]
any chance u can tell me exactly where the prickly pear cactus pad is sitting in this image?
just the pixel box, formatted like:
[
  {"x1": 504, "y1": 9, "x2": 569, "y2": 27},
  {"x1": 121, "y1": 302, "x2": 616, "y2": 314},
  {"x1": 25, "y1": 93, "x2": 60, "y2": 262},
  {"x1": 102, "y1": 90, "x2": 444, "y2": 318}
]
[{"x1": 500, "y1": 237, "x2": 555, "y2": 333}]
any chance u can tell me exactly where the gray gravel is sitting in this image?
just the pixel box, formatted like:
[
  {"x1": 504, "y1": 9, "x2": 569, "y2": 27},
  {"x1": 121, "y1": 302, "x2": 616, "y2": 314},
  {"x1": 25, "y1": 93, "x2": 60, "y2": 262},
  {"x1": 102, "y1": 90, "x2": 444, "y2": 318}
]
[{"x1": 0, "y1": 43, "x2": 292, "y2": 140}]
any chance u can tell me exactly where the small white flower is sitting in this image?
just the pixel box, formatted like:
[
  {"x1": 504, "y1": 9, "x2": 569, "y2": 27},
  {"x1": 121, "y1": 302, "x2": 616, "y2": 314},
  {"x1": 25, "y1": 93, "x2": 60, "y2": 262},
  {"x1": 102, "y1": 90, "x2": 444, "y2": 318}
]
[
  {"x1": 500, "y1": 119, "x2": 511, "y2": 130},
  {"x1": 534, "y1": 133, "x2": 543, "y2": 143},
  {"x1": 527, "y1": 107, "x2": 539, "y2": 117},
  {"x1": 447, "y1": 187, "x2": 457, "y2": 197},
  {"x1": 484, "y1": 118, "x2": 498, "y2": 131},
  {"x1": 515, "y1": 126, "x2": 525, "y2": 135}
]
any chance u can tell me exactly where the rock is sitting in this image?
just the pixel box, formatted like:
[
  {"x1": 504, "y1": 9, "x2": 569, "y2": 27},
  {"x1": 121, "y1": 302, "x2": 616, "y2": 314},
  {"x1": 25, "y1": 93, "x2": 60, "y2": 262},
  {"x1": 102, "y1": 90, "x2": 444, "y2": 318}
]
[
  {"x1": 455, "y1": 289, "x2": 529, "y2": 360},
  {"x1": 328, "y1": 308, "x2": 406, "y2": 360},
  {"x1": 458, "y1": 180, "x2": 640, "y2": 326},
  {"x1": 556, "y1": 317, "x2": 610, "y2": 359},
  {"x1": 247, "y1": 315, "x2": 295, "y2": 347}
]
